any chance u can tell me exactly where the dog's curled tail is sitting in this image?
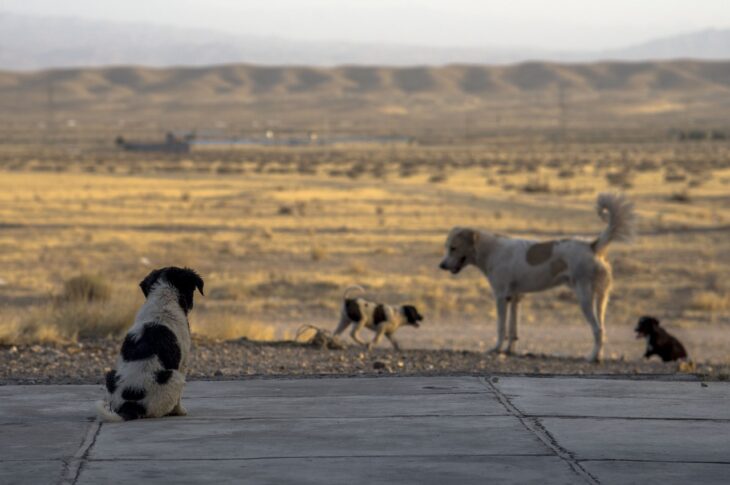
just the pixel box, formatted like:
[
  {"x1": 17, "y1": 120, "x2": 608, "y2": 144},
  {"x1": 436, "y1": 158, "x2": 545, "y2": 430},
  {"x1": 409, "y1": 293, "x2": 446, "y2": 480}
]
[
  {"x1": 591, "y1": 193, "x2": 635, "y2": 254},
  {"x1": 343, "y1": 285, "x2": 365, "y2": 300},
  {"x1": 96, "y1": 400, "x2": 123, "y2": 423}
]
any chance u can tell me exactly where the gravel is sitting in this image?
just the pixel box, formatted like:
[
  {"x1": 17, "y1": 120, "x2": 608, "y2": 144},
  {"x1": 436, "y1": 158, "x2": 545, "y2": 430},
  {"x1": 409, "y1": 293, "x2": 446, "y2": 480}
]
[{"x1": 1, "y1": 336, "x2": 727, "y2": 385}]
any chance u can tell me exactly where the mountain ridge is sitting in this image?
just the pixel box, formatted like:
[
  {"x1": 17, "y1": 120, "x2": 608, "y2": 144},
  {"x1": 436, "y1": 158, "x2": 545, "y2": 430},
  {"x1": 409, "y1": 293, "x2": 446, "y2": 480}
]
[{"x1": 1, "y1": 11, "x2": 729, "y2": 70}]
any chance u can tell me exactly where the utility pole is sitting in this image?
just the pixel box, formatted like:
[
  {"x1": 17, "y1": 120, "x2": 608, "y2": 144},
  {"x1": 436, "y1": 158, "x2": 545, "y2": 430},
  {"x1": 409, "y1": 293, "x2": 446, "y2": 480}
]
[
  {"x1": 45, "y1": 72, "x2": 56, "y2": 145},
  {"x1": 558, "y1": 83, "x2": 567, "y2": 142}
]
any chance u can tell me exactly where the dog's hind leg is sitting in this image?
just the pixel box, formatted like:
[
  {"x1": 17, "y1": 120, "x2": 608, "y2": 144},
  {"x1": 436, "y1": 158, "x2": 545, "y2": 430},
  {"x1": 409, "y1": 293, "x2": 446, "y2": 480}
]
[
  {"x1": 593, "y1": 264, "x2": 611, "y2": 338},
  {"x1": 333, "y1": 314, "x2": 350, "y2": 337},
  {"x1": 594, "y1": 287, "x2": 610, "y2": 333},
  {"x1": 506, "y1": 295, "x2": 521, "y2": 355},
  {"x1": 368, "y1": 326, "x2": 387, "y2": 351},
  {"x1": 488, "y1": 297, "x2": 508, "y2": 354},
  {"x1": 576, "y1": 283, "x2": 603, "y2": 362}
]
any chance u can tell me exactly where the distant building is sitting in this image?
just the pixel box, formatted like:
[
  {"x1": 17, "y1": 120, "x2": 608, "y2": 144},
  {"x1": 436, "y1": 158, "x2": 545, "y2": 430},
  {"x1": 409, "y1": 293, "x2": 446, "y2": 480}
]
[{"x1": 115, "y1": 132, "x2": 192, "y2": 153}]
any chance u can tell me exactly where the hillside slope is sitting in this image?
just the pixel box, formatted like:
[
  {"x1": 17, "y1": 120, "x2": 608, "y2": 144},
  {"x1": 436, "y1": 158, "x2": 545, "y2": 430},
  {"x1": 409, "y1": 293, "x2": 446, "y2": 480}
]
[{"x1": 1, "y1": 61, "x2": 729, "y2": 139}]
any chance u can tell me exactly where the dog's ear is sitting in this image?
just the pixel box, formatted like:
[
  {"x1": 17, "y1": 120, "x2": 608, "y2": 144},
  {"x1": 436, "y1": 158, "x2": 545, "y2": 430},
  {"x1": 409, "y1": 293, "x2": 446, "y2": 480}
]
[
  {"x1": 165, "y1": 267, "x2": 205, "y2": 313},
  {"x1": 467, "y1": 228, "x2": 480, "y2": 245},
  {"x1": 452, "y1": 227, "x2": 479, "y2": 247},
  {"x1": 139, "y1": 269, "x2": 164, "y2": 298},
  {"x1": 448, "y1": 227, "x2": 475, "y2": 244}
]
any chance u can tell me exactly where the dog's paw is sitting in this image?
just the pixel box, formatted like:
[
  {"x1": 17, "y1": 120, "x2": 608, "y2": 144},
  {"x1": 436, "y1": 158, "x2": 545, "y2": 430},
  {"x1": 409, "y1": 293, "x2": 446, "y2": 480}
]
[
  {"x1": 168, "y1": 403, "x2": 188, "y2": 416},
  {"x1": 486, "y1": 346, "x2": 503, "y2": 355}
]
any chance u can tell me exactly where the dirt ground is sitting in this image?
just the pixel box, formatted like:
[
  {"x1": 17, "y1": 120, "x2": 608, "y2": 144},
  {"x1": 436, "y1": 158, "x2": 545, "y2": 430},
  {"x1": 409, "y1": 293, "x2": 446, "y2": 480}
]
[{"x1": 1, "y1": 336, "x2": 727, "y2": 386}]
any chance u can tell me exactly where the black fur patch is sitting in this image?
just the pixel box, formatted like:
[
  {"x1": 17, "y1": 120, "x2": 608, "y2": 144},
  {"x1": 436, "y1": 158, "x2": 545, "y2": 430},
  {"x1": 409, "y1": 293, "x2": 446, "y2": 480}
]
[
  {"x1": 139, "y1": 268, "x2": 164, "y2": 297},
  {"x1": 121, "y1": 387, "x2": 146, "y2": 401},
  {"x1": 156, "y1": 369, "x2": 173, "y2": 384},
  {"x1": 165, "y1": 267, "x2": 204, "y2": 313},
  {"x1": 116, "y1": 401, "x2": 146, "y2": 421},
  {"x1": 344, "y1": 299, "x2": 362, "y2": 322},
  {"x1": 372, "y1": 304, "x2": 387, "y2": 326},
  {"x1": 121, "y1": 323, "x2": 182, "y2": 370},
  {"x1": 105, "y1": 370, "x2": 119, "y2": 394}
]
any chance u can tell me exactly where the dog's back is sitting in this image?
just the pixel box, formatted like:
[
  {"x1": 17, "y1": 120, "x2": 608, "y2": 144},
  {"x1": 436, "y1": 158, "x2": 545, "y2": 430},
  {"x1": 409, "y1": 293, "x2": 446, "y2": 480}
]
[
  {"x1": 654, "y1": 327, "x2": 688, "y2": 362},
  {"x1": 100, "y1": 318, "x2": 190, "y2": 421},
  {"x1": 343, "y1": 297, "x2": 389, "y2": 329}
]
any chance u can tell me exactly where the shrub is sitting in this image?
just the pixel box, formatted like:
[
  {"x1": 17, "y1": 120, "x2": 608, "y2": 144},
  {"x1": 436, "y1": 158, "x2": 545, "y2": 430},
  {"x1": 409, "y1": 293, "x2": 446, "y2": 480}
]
[
  {"x1": 668, "y1": 190, "x2": 691, "y2": 204},
  {"x1": 310, "y1": 246, "x2": 327, "y2": 262},
  {"x1": 428, "y1": 172, "x2": 448, "y2": 183},
  {"x1": 60, "y1": 274, "x2": 111, "y2": 303},
  {"x1": 521, "y1": 177, "x2": 551, "y2": 193},
  {"x1": 605, "y1": 170, "x2": 633, "y2": 189}
]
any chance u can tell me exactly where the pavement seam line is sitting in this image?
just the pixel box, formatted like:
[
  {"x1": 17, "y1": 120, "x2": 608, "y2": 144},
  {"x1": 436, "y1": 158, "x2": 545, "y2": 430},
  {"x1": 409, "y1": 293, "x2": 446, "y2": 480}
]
[
  {"x1": 59, "y1": 419, "x2": 102, "y2": 485},
  {"x1": 484, "y1": 377, "x2": 600, "y2": 485},
  {"x1": 84, "y1": 453, "x2": 556, "y2": 462}
]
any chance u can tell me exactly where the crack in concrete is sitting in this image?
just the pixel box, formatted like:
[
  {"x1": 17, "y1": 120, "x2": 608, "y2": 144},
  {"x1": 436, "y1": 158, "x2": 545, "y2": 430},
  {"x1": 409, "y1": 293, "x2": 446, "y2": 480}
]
[
  {"x1": 58, "y1": 420, "x2": 102, "y2": 485},
  {"x1": 484, "y1": 377, "x2": 600, "y2": 485}
]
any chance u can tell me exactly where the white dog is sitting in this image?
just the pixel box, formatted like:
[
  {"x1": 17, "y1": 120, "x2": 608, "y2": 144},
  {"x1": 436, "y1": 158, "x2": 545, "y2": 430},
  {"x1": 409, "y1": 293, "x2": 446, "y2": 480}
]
[
  {"x1": 97, "y1": 267, "x2": 204, "y2": 421},
  {"x1": 439, "y1": 193, "x2": 634, "y2": 362}
]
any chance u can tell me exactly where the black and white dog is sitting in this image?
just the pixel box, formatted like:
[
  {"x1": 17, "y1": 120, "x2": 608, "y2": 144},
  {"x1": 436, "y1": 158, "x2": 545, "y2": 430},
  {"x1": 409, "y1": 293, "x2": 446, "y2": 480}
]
[
  {"x1": 333, "y1": 286, "x2": 423, "y2": 350},
  {"x1": 635, "y1": 315, "x2": 687, "y2": 362},
  {"x1": 97, "y1": 267, "x2": 204, "y2": 421}
]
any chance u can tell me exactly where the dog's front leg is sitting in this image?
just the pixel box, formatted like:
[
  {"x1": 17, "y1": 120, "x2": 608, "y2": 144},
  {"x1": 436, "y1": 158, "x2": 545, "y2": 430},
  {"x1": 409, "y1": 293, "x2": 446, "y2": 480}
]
[
  {"x1": 644, "y1": 344, "x2": 655, "y2": 359},
  {"x1": 368, "y1": 326, "x2": 387, "y2": 351},
  {"x1": 506, "y1": 296, "x2": 521, "y2": 355},
  {"x1": 385, "y1": 332, "x2": 400, "y2": 351},
  {"x1": 488, "y1": 297, "x2": 508, "y2": 354},
  {"x1": 350, "y1": 322, "x2": 368, "y2": 347}
]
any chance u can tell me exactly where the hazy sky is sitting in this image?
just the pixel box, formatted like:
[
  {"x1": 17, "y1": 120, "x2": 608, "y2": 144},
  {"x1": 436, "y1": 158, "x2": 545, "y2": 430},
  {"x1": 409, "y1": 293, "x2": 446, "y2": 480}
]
[{"x1": 5, "y1": 0, "x2": 730, "y2": 50}]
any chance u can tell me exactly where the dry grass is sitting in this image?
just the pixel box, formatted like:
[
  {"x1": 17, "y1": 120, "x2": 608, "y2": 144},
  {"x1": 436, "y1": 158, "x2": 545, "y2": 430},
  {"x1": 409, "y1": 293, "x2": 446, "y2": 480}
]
[
  {"x1": 0, "y1": 298, "x2": 137, "y2": 344},
  {"x1": 191, "y1": 314, "x2": 277, "y2": 342},
  {"x1": 689, "y1": 291, "x2": 730, "y2": 312},
  {"x1": 60, "y1": 274, "x2": 111, "y2": 303},
  {"x1": 0, "y1": 141, "x2": 728, "y2": 361}
]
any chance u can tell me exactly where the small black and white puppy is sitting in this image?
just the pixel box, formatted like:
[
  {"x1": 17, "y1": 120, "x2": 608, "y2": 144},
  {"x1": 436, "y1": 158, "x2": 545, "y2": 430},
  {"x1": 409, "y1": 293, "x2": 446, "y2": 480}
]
[
  {"x1": 635, "y1": 315, "x2": 687, "y2": 362},
  {"x1": 97, "y1": 267, "x2": 204, "y2": 421},
  {"x1": 333, "y1": 286, "x2": 423, "y2": 350}
]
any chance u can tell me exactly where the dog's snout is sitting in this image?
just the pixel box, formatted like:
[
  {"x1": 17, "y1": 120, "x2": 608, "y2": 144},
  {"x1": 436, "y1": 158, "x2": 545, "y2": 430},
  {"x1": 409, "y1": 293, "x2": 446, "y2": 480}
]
[{"x1": 439, "y1": 260, "x2": 448, "y2": 270}]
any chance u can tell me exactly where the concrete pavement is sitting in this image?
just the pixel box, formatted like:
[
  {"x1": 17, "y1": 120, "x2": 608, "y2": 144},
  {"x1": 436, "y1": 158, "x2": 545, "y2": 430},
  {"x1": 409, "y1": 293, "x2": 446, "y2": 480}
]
[{"x1": 0, "y1": 375, "x2": 728, "y2": 484}]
